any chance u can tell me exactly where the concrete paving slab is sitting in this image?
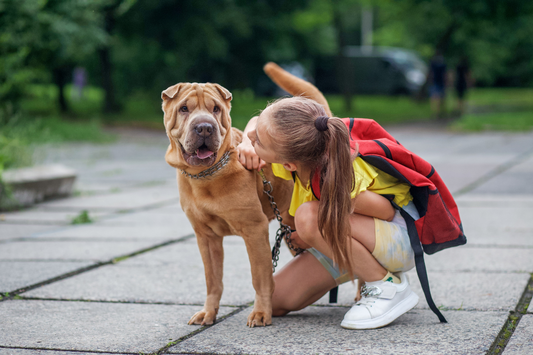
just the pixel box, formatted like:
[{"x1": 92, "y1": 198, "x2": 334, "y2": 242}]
[
  {"x1": 313, "y1": 271, "x2": 529, "y2": 312},
  {"x1": 503, "y1": 315, "x2": 533, "y2": 355},
  {"x1": 0, "y1": 349, "x2": 117, "y2": 355},
  {"x1": 0, "y1": 261, "x2": 92, "y2": 292},
  {"x1": 99, "y1": 207, "x2": 189, "y2": 226},
  {"x1": 0, "y1": 299, "x2": 235, "y2": 354},
  {"x1": 71, "y1": 160, "x2": 174, "y2": 183},
  {"x1": 422, "y1": 246, "x2": 533, "y2": 273},
  {"x1": 23, "y1": 238, "x2": 293, "y2": 306},
  {"x1": 37, "y1": 183, "x2": 179, "y2": 210},
  {"x1": 0, "y1": 240, "x2": 164, "y2": 262},
  {"x1": 457, "y1": 194, "x2": 533, "y2": 207},
  {"x1": 455, "y1": 204, "x2": 533, "y2": 246},
  {"x1": 0, "y1": 209, "x2": 111, "y2": 225},
  {"x1": 432, "y1": 161, "x2": 500, "y2": 195},
  {"x1": 169, "y1": 306, "x2": 507, "y2": 355},
  {"x1": 32, "y1": 224, "x2": 193, "y2": 241},
  {"x1": 470, "y1": 154, "x2": 533, "y2": 195},
  {"x1": 0, "y1": 224, "x2": 60, "y2": 241}
]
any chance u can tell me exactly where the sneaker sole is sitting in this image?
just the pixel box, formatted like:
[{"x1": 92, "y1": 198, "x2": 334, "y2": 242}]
[{"x1": 340, "y1": 292, "x2": 419, "y2": 330}]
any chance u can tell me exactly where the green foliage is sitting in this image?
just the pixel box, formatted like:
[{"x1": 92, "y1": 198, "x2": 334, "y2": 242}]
[
  {"x1": 0, "y1": 0, "x2": 107, "y2": 112},
  {"x1": 71, "y1": 210, "x2": 93, "y2": 225},
  {"x1": 373, "y1": 0, "x2": 533, "y2": 86}
]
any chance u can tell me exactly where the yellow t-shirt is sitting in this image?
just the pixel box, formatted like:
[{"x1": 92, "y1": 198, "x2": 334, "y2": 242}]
[{"x1": 272, "y1": 157, "x2": 413, "y2": 216}]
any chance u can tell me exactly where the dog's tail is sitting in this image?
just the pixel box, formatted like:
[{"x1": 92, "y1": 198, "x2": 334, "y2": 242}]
[{"x1": 263, "y1": 62, "x2": 332, "y2": 117}]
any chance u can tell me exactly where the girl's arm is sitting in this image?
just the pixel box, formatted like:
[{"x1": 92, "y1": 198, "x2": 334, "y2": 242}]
[
  {"x1": 236, "y1": 116, "x2": 266, "y2": 171},
  {"x1": 352, "y1": 190, "x2": 395, "y2": 222}
]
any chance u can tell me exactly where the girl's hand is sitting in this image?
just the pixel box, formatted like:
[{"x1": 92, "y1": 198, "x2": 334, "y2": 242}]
[
  {"x1": 236, "y1": 138, "x2": 266, "y2": 171},
  {"x1": 288, "y1": 230, "x2": 311, "y2": 250}
]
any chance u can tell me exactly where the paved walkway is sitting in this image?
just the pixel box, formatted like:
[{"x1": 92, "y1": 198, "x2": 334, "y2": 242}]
[{"x1": 1, "y1": 125, "x2": 532, "y2": 355}]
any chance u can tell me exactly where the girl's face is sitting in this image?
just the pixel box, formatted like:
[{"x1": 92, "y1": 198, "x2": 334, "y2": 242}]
[{"x1": 247, "y1": 110, "x2": 279, "y2": 164}]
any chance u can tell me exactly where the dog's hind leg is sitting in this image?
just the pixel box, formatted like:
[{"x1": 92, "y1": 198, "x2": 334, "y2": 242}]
[{"x1": 188, "y1": 231, "x2": 224, "y2": 326}]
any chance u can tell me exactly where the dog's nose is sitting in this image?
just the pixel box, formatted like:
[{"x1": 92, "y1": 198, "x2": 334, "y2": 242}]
[{"x1": 194, "y1": 123, "x2": 214, "y2": 137}]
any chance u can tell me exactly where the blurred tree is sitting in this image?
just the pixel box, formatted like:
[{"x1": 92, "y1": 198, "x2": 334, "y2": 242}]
[
  {"x1": 108, "y1": 0, "x2": 311, "y2": 98},
  {"x1": 95, "y1": 0, "x2": 137, "y2": 113},
  {"x1": 373, "y1": 0, "x2": 533, "y2": 86},
  {"x1": 0, "y1": 0, "x2": 106, "y2": 114}
]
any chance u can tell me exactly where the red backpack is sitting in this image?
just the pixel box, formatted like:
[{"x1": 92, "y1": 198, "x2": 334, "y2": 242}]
[{"x1": 311, "y1": 118, "x2": 467, "y2": 323}]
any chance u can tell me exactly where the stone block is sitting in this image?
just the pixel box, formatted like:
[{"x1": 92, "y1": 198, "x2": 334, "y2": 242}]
[{"x1": 1, "y1": 165, "x2": 76, "y2": 209}]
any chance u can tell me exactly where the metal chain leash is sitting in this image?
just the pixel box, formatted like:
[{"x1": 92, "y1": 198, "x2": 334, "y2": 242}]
[{"x1": 258, "y1": 169, "x2": 304, "y2": 272}]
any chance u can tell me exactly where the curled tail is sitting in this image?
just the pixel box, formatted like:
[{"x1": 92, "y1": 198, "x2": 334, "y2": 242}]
[{"x1": 263, "y1": 62, "x2": 332, "y2": 117}]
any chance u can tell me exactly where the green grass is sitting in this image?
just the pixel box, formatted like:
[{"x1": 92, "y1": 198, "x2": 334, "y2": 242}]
[
  {"x1": 451, "y1": 110, "x2": 533, "y2": 132},
  {"x1": 466, "y1": 88, "x2": 533, "y2": 108},
  {"x1": 326, "y1": 95, "x2": 432, "y2": 124},
  {"x1": 14, "y1": 84, "x2": 533, "y2": 134}
]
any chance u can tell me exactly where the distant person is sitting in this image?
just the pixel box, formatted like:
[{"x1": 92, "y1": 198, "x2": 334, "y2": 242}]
[
  {"x1": 429, "y1": 51, "x2": 447, "y2": 118},
  {"x1": 73, "y1": 67, "x2": 87, "y2": 100},
  {"x1": 455, "y1": 57, "x2": 473, "y2": 116}
]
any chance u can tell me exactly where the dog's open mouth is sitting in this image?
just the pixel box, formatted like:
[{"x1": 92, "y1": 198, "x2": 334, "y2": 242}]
[
  {"x1": 181, "y1": 143, "x2": 217, "y2": 167},
  {"x1": 196, "y1": 144, "x2": 214, "y2": 160}
]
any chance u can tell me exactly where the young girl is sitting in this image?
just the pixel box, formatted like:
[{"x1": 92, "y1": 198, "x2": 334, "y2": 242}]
[{"x1": 236, "y1": 96, "x2": 420, "y2": 329}]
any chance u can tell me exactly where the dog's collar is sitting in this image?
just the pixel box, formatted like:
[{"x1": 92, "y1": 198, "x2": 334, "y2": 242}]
[{"x1": 180, "y1": 151, "x2": 231, "y2": 179}]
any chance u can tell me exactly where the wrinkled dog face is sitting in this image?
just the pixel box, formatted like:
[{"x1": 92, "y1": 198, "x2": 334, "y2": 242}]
[{"x1": 162, "y1": 83, "x2": 232, "y2": 168}]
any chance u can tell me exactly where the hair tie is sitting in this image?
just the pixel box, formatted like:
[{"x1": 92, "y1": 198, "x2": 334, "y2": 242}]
[{"x1": 315, "y1": 116, "x2": 329, "y2": 131}]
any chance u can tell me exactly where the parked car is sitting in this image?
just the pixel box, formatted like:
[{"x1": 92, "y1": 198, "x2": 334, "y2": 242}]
[{"x1": 315, "y1": 46, "x2": 428, "y2": 96}]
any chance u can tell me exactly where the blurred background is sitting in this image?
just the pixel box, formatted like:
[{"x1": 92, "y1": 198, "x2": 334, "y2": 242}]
[{"x1": 1, "y1": 0, "x2": 533, "y2": 174}]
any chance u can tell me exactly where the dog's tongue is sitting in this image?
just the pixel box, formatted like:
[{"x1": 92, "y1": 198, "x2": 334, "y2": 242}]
[{"x1": 196, "y1": 147, "x2": 214, "y2": 159}]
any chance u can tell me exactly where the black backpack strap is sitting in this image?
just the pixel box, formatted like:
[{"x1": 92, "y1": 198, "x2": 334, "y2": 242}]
[
  {"x1": 400, "y1": 208, "x2": 447, "y2": 323},
  {"x1": 329, "y1": 286, "x2": 338, "y2": 303}
]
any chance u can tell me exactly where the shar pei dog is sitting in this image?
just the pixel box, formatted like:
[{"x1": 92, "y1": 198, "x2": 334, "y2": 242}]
[{"x1": 162, "y1": 82, "x2": 293, "y2": 327}]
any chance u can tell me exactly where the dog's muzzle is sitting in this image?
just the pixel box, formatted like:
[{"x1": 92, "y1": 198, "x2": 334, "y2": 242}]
[{"x1": 181, "y1": 118, "x2": 220, "y2": 167}]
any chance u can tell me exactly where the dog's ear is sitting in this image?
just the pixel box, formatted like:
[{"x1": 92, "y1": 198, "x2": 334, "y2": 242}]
[
  {"x1": 162, "y1": 83, "x2": 183, "y2": 101},
  {"x1": 213, "y1": 84, "x2": 232, "y2": 101}
]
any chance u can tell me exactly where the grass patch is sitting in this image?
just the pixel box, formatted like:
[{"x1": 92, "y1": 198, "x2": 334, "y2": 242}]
[
  {"x1": 450, "y1": 110, "x2": 533, "y2": 132},
  {"x1": 71, "y1": 210, "x2": 93, "y2": 224},
  {"x1": 466, "y1": 88, "x2": 533, "y2": 109}
]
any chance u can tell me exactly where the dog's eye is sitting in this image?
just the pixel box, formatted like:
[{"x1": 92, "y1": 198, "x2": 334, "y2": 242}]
[
  {"x1": 180, "y1": 106, "x2": 188, "y2": 113},
  {"x1": 213, "y1": 106, "x2": 220, "y2": 113}
]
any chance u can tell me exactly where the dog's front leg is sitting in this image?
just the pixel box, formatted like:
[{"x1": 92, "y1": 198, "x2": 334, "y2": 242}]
[
  {"x1": 189, "y1": 232, "x2": 224, "y2": 326},
  {"x1": 242, "y1": 222, "x2": 274, "y2": 327}
]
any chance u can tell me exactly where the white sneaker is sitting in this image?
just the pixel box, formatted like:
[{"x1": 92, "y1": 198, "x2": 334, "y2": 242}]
[{"x1": 341, "y1": 272, "x2": 419, "y2": 329}]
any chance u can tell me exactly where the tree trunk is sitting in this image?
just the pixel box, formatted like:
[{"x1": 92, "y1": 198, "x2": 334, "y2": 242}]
[
  {"x1": 53, "y1": 67, "x2": 69, "y2": 113},
  {"x1": 333, "y1": 3, "x2": 353, "y2": 112},
  {"x1": 100, "y1": 8, "x2": 120, "y2": 113}
]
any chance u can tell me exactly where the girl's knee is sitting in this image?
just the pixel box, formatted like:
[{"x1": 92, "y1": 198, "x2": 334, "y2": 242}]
[{"x1": 294, "y1": 201, "x2": 319, "y2": 241}]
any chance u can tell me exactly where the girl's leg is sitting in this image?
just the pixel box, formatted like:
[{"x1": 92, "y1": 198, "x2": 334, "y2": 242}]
[
  {"x1": 294, "y1": 201, "x2": 419, "y2": 329},
  {"x1": 272, "y1": 251, "x2": 336, "y2": 316},
  {"x1": 294, "y1": 201, "x2": 387, "y2": 283}
]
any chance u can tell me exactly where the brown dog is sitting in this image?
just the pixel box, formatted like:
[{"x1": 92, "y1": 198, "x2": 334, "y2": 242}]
[{"x1": 162, "y1": 82, "x2": 293, "y2": 327}]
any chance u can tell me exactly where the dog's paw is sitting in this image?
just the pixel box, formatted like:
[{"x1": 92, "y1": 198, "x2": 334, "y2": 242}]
[
  {"x1": 246, "y1": 310, "x2": 272, "y2": 328},
  {"x1": 188, "y1": 310, "x2": 217, "y2": 326}
]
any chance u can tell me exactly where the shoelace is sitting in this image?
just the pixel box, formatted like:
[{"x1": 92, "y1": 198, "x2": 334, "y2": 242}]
[{"x1": 355, "y1": 285, "x2": 383, "y2": 307}]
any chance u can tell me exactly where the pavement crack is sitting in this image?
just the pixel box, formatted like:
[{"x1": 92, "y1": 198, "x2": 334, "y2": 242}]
[
  {"x1": 0, "y1": 345, "x2": 137, "y2": 354},
  {"x1": 0, "y1": 234, "x2": 194, "y2": 303},
  {"x1": 147, "y1": 306, "x2": 248, "y2": 355},
  {"x1": 486, "y1": 273, "x2": 533, "y2": 354},
  {"x1": 454, "y1": 149, "x2": 533, "y2": 196}
]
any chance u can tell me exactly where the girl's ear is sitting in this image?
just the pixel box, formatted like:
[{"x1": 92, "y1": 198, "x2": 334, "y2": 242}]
[{"x1": 283, "y1": 162, "x2": 298, "y2": 172}]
